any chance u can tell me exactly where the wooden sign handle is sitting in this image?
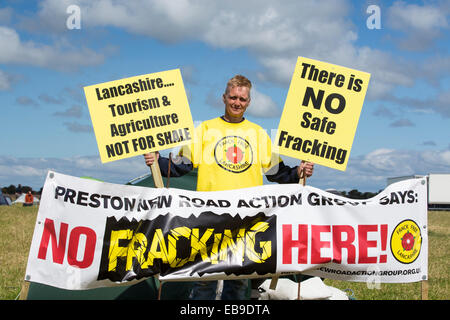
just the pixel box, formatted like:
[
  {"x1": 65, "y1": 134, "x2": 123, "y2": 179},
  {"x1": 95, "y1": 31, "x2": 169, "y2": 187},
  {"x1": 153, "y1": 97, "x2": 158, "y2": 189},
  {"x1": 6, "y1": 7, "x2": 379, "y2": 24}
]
[
  {"x1": 270, "y1": 166, "x2": 307, "y2": 294},
  {"x1": 149, "y1": 152, "x2": 164, "y2": 188},
  {"x1": 299, "y1": 166, "x2": 307, "y2": 186},
  {"x1": 149, "y1": 152, "x2": 164, "y2": 297},
  {"x1": 296, "y1": 167, "x2": 306, "y2": 299}
]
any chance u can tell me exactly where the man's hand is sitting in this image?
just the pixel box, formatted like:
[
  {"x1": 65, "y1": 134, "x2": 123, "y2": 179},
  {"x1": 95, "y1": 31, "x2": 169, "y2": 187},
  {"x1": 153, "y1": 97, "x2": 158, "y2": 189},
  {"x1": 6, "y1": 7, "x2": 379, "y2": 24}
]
[
  {"x1": 144, "y1": 152, "x2": 159, "y2": 167},
  {"x1": 298, "y1": 161, "x2": 314, "y2": 178}
]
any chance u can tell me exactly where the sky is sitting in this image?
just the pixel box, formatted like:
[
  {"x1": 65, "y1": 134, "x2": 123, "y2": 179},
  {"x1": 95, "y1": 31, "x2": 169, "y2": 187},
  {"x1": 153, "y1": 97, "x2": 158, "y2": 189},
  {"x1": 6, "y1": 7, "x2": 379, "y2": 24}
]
[{"x1": 0, "y1": 0, "x2": 449, "y2": 193}]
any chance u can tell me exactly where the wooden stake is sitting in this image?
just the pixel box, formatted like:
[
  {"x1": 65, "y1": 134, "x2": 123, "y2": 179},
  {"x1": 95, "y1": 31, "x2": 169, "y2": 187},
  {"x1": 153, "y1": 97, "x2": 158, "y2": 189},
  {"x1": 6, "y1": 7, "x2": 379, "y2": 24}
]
[
  {"x1": 269, "y1": 166, "x2": 307, "y2": 294},
  {"x1": 421, "y1": 205, "x2": 429, "y2": 300},
  {"x1": 18, "y1": 280, "x2": 30, "y2": 300},
  {"x1": 269, "y1": 276, "x2": 279, "y2": 290},
  {"x1": 421, "y1": 280, "x2": 428, "y2": 300},
  {"x1": 297, "y1": 167, "x2": 306, "y2": 300},
  {"x1": 158, "y1": 280, "x2": 164, "y2": 300},
  {"x1": 149, "y1": 152, "x2": 164, "y2": 299}
]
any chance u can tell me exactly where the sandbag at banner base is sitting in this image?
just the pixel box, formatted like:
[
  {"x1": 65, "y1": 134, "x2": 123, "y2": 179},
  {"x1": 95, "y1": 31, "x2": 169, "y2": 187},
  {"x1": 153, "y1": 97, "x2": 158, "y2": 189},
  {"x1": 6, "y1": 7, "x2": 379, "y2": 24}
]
[{"x1": 257, "y1": 277, "x2": 350, "y2": 300}]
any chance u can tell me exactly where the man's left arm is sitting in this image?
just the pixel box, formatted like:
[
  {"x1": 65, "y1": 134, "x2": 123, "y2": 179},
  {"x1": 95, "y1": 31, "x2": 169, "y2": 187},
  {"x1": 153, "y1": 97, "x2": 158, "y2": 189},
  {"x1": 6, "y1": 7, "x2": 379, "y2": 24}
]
[{"x1": 265, "y1": 160, "x2": 314, "y2": 184}]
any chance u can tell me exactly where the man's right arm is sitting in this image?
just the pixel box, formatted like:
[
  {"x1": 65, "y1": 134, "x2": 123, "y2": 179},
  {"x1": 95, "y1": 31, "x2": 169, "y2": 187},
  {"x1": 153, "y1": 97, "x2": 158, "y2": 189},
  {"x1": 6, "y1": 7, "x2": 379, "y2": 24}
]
[{"x1": 144, "y1": 152, "x2": 193, "y2": 177}]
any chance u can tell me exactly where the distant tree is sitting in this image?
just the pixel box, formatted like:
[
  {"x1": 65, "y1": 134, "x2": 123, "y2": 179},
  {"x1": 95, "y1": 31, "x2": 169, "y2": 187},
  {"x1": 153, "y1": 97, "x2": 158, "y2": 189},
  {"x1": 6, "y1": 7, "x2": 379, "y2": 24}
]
[
  {"x1": 21, "y1": 185, "x2": 33, "y2": 193},
  {"x1": 362, "y1": 192, "x2": 378, "y2": 199},
  {"x1": 343, "y1": 189, "x2": 380, "y2": 199},
  {"x1": 347, "y1": 189, "x2": 363, "y2": 199},
  {"x1": 3, "y1": 184, "x2": 16, "y2": 194}
]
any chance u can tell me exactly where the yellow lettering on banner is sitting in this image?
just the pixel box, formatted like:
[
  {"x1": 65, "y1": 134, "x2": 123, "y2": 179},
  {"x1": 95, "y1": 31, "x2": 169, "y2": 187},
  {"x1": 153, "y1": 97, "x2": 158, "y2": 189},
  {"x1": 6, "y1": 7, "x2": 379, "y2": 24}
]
[
  {"x1": 189, "y1": 228, "x2": 214, "y2": 263},
  {"x1": 84, "y1": 69, "x2": 194, "y2": 163},
  {"x1": 147, "y1": 229, "x2": 174, "y2": 265},
  {"x1": 246, "y1": 222, "x2": 272, "y2": 263},
  {"x1": 210, "y1": 233, "x2": 223, "y2": 265},
  {"x1": 276, "y1": 57, "x2": 370, "y2": 171},
  {"x1": 219, "y1": 229, "x2": 246, "y2": 263},
  {"x1": 168, "y1": 227, "x2": 192, "y2": 268},
  {"x1": 108, "y1": 230, "x2": 133, "y2": 271},
  {"x1": 126, "y1": 232, "x2": 148, "y2": 270},
  {"x1": 104, "y1": 221, "x2": 273, "y2": 271}
]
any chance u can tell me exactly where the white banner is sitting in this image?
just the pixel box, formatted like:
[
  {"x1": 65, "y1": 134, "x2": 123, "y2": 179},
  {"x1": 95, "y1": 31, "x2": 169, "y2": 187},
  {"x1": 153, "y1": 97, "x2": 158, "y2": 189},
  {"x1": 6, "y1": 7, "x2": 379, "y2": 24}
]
[{"x1": 25, "y1": 171, "x2": 428, "y2": 290}]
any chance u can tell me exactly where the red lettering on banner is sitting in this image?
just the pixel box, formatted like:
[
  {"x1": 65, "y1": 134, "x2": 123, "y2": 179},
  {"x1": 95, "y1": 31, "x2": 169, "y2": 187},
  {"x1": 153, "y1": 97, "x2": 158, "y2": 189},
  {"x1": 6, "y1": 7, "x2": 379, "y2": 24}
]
[
  {"x1": 37, "y1": 219, "x2": 68, "y2": 264},
  {"x1": 67, "y1": 227, "x2": 97, "y2": 268},
  {"x1": 282, "y1": 224, "x2": 386, "y2": 265},
  {"x1": 311, "y1": 225, "x2": 331, "y2": 264},
  {"x1": 282, "y1": 224, "x2": 308, "y2": 264},
  {"x1": 332, "y1": 225, "x2": 356, "y2": 264},
  {"x1": 379, "y1": 224, "x2": 388, "y2": 263},
  {"x1": 358, "y1": 225, "x2": 378, "y2": 263},
  {"x1": 37, "y1": 218, "x2": 97, "y2": 269}
]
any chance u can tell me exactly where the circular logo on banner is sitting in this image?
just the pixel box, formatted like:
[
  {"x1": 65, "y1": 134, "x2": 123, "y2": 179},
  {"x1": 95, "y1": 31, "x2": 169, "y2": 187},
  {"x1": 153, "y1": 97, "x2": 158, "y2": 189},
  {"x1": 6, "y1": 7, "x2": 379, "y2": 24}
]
[
  {"x1": 390, "y1": 219, "x2": 422, "y2": 264},
  {"x1": 214, "y1": 136, "x2": 253, "y2": 173}
]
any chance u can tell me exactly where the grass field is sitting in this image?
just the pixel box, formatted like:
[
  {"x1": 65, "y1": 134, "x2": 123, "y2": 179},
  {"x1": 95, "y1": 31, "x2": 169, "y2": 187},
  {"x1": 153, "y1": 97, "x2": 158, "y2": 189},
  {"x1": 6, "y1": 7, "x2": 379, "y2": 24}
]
[{"x1": 0, "y1": 205, "x2": 448, "y2": 300}]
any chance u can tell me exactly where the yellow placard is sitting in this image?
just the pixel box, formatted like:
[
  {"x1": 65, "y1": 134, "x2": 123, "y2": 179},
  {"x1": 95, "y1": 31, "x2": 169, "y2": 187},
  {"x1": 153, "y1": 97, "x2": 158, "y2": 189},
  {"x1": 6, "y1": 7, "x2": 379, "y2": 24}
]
[
  {"x1": 275, "y1": 57, "x2": 370, "y2": 171},
  {"x1": 84, "y1": 69, "x2": 194, "y2": 163}
]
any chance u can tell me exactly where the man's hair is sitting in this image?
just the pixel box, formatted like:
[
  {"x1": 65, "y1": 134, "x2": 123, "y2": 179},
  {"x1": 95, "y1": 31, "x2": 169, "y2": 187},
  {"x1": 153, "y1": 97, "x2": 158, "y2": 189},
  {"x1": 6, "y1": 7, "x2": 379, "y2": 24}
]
[{"x1": 225, "y1": 75, "x2": 252, "y2": 96}]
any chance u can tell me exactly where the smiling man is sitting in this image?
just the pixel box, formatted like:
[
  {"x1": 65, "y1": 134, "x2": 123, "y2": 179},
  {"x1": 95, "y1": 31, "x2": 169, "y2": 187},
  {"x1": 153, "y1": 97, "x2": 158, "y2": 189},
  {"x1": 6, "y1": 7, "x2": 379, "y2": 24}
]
[{"x1": 144, "y1": 74, "x2": 314, "y2": 299}]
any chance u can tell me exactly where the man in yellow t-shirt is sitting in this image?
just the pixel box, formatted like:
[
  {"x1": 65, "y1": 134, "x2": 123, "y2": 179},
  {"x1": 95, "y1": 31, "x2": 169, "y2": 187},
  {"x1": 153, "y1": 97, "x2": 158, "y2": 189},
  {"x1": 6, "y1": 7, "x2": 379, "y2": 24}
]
[
  {"x1": 144, "y1": 75, "x2": 314, "y2": 299},
  {"x1": 180, "y1": 116, "x2": 280, "y2": 191}
]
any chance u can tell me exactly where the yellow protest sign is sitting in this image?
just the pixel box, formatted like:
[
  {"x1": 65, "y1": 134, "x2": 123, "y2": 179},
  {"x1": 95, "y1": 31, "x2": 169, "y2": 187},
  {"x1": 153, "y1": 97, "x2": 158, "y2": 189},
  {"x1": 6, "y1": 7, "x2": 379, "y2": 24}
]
[
  {"x1": 84, "y1": 69, "x2": 194, "y2": 163},
  {"x1": 275, "y1": 57, "x2": 370, "y2": 171}
]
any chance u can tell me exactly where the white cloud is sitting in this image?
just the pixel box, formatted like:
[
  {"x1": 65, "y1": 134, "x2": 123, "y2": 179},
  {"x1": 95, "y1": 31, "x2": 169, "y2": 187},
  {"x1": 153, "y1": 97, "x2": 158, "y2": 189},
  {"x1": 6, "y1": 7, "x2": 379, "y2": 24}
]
[
  {"x1": 0, "y1": 7, "x2": 13, "y2": 24},
  {"x1": 0, "y1": 70, "x2": 12, "y2": 91},
  {"x1": 206, "y1": 86, "x2": 280, "y2": 118},
  {"x1": 27, "y1": 0, "x2": 402, "y2": 97},
  {"x1": 389, "y1": 118, "x2": 415, "y2": 128},
  {"x1": 301, "y1": 147, "x2": 450, "y2": 192},
  {"x1": 0, "y1": 155, "x2": 147, "y2": 190},
  {"x1": 62, "y1": 121, "x2": 92, "y2": 133},
  {"x1": 10, "y1": 0, "x2": 450, "y2": 112},
  {"x1": 388, "y1": 1, "x2": 448, "y2": 32},
  {"x1": 247, "y1": 88, "x2": 280, "y2": 118},
  {"x1": 53, "y1": 105, "x2": 83, "y2": 118},
  {"x1": 0, "y1": 26, "x2": 104, "y2": 71},
  {"x1": 387, "y1": 1, "x2": 449, "y2": 51}
]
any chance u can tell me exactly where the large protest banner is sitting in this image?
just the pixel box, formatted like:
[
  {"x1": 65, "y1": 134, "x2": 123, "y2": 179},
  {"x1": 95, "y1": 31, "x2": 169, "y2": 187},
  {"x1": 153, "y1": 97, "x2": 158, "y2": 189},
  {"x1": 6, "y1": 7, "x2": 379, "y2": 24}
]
[
  {"x1": 276, "y1": 57, "x2": 370, "y2": 171},
  {"x1": 84, "y1": 69, "x2": 194, "y2": 163},
  {"x1": 25, "y1": 171, "x2": 427, "y2": 290}
]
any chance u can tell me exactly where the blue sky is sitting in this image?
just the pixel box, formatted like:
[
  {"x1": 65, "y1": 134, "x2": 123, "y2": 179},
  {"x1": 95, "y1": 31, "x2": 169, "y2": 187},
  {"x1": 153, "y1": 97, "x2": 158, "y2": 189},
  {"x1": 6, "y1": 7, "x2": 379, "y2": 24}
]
[{"x1": 0, "y1": 0, "x2": 449, "y2": 192}]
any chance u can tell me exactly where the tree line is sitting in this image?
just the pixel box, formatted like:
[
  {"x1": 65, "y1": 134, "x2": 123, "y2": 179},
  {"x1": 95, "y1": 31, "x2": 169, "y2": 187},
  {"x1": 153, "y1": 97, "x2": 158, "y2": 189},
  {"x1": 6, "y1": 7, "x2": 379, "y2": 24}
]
[
  {"x1": 338, "y1": 189, "x2": 381, "y2": 199},
  {"x1": 1, "y1": 184, "x2": 43, "y2": 195}
]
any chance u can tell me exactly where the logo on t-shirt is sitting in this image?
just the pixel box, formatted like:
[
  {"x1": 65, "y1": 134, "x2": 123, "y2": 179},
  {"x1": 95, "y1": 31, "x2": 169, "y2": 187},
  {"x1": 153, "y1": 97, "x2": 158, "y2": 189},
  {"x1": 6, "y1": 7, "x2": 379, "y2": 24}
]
[{"x1": 214, "y1": 136, "x2": 253, "y2": 173}]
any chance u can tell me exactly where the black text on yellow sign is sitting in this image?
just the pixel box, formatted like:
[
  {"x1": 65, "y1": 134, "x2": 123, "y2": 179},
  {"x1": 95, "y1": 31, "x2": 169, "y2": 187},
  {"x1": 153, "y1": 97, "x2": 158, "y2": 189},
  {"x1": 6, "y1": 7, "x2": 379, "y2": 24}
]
[
  {"x1": 84, "y1": 69, "x2": 194, "y2": 163},
  {"x1": 276, "y1": 57, "x2": 370, "y2": 171}
]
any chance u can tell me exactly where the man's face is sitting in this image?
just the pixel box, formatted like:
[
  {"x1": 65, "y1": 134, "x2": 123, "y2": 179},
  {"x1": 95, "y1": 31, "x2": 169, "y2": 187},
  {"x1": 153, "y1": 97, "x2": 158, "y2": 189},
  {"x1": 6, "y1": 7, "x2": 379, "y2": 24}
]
[{"x1": 223, "y1": 86, "x2": 251, "y2": 121}]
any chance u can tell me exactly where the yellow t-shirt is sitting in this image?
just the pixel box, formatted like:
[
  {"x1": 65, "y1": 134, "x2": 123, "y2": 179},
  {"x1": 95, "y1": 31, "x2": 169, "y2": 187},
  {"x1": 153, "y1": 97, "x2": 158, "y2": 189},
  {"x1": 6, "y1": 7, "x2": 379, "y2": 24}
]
[{"x1": 179, "y1": 117, "x2": 281, "y2": 191}]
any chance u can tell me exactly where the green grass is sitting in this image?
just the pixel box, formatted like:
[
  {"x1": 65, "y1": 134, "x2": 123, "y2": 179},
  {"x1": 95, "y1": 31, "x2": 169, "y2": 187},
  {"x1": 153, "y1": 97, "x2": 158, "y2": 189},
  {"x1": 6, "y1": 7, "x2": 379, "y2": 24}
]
[
  {"x1": 0, "y1": 205, "x2": 448, "y2": 300},
  {"x1": 0, "y1": 205, "x2": 38, "y2": 300}
]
